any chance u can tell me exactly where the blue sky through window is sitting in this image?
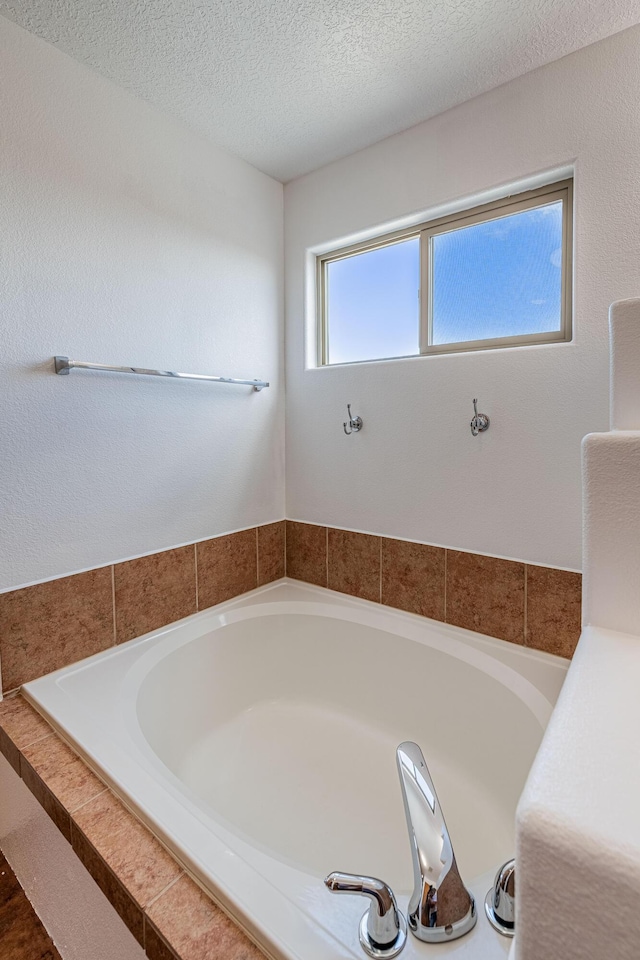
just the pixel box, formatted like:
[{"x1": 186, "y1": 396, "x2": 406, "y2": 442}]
[
  {"x1": 326, "y1": 237, "x2": 419, "y2": 364},
  {"x1": 325, "y1": 199, "x2": 564, "y2": 363},
  {"x1": 431, "y1": 200, "x2": 563, "y2": 344}
]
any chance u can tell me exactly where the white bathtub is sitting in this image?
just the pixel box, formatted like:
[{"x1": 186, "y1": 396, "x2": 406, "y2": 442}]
[{"x1": 23, "y1": 579, "x2": 567, "y2": 960}]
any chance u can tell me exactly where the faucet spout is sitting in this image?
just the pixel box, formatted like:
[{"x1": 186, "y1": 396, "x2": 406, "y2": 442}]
[{"x1": 396, "y1": 741, "x2": 476, "y2": 943}]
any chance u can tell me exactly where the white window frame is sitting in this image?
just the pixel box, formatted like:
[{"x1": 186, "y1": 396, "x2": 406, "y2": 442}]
[{"x1": 316, "y1": 178, "x2": 573, "y2": 366}]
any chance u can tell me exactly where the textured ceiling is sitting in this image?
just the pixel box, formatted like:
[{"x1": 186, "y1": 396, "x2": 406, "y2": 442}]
[{"x1": 2, "y1": 1, "x2": 639, "y2": 181}]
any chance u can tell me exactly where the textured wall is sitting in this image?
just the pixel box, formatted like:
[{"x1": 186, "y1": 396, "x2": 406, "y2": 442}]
[
  {"x1": 0, "y1": 753, "x2": 144, "y2": 960},
  {"x1": 0, "y1": 18, "x2": 284, "y2": 592},
  {"x1": 284, "y1": 26, "x2": 640, "y2": 571}
]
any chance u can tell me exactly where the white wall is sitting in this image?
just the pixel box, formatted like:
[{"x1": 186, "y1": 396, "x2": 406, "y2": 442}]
[
  {"x1": 284, "y1": 26, "x2": 640, "y2": 572},
  {"x1": 0, "y1": 16, "x2": 284, "y2": 592},
  {"x1": 0, "y1": 753, "x2": 144, "y2": 960}
]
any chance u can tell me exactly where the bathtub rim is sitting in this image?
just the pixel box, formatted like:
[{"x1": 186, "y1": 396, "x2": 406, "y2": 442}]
[{"x1": 21, "y1": 578, "x2": 568, "y2": 960}]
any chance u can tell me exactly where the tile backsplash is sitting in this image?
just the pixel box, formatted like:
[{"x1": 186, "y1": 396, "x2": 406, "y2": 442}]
[
  {"x1": 286, "y1": 521, "x2": 582, "y2": 659},
  {"x1": 114, "y1": 546, "x2": 197, "y2": 645},
  {"x1": 0, "y1": 568, "x2": 114, "y2": 693},
  {"x1": 0, "y1": 517, "x2": 581, "y2": 694},
  {"x1": 0, "y1": 523, "x2": 284, "y2": 694}
]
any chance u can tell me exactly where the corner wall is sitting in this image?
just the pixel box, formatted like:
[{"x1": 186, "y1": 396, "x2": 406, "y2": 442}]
[
  {"x1": 284, "y1": 25, "x2": 640, "y2": 571},
  {"x1": 0, "y1": 16, "x2": 284, "y2": 592}
]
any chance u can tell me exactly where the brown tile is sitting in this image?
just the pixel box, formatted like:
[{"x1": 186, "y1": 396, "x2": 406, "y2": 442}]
[
  {"x1": 0, "y1": 696, "x2": 52, "y2": 749},
  {"x1": 446, "y1": 551, "x2": 525, "y2": 644},
  {"x1": 71, "y1": 823, "x2": 144, "y2": 944},
  {"x1": 146, "y1": 874, "x2": 265, "y2": 960},
  {"x1": 0, "y1": 725, "x2": 20, "y2": 775},
  {"x1": 0, "y1": 696, "x2": 52, "y2": 774},
  {"x1": 73, "y1": 790, "x2": 182, "y2": 910},
  {"x1": 526, "y1": 566, "x2": 582, "y2": 658},
  {"x1": 285, "y1": 521, "x2": 327, "y2": 587},
  {"x1": 328, "y1": 528, "x2": 381, "y2": 602},
  {"x1": 21, "y1": 734, "x2": 105, "y2": 813},
  {"x1": 115, "y1": 547, "x2": 196, "y2": 644},
  {"x1": 0, "y1": 568, "x2": 114, "y2": 691},
  {"x1": 257, "y1": 522, "x2": 285, "y2": 586},
  {"x1": 20, "y1": 761, "x2": 71, "y2": 842},
  {"x1": 196, "y1": 530, "x2": 257, "y2": 609},
  {"x1": 145, "y1": 919, "x2": 180, "y2": 960},
  {"x1": 381, "y1": 539, "x2": 445, "y2": 621},
  {"x1": 0, "y1": 851, "x2": 63, "y2": 959}
]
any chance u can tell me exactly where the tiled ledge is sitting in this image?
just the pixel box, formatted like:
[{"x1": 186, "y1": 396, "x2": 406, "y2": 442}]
[{"x1": 0, "y1": 695, "x2": 266, "y2": 960}]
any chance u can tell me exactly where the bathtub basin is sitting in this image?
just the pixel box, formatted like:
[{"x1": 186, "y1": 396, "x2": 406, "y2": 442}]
[{"x1": 23, "y1": 579, "x2": 567, "y2": 960}]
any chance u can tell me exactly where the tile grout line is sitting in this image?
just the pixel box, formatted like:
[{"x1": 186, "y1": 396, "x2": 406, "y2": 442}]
[
  {"x1": 69, "y1": 786, "x2": 109, "y2": 816},
  {"x1": 194, "y1": 543, "x2": 199, "y2": 612},
  {"x1": 144, "y1": 870, "x2": 185, "y2": 912},
  {"x1": 16, "y1": 731, "x2": 55, "y2": 752},
  {"x1": 111, "y1": 565, "x2": 117, "y2": 645}
]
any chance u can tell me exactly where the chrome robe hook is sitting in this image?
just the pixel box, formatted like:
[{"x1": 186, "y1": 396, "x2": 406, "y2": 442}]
[
  {"x1": 470, "y1": 398, "x2": 489, "y2": 436},
  {"x1": 343, "y1": 404, "x2": 363, "y2": 435}
]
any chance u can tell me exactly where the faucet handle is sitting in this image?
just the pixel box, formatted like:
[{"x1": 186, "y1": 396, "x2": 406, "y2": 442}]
[
  {"x1": 485, "y1": 859, "x2": 515, "y2": 936},
  {"x1": 324, "y1": 872, "x2": 407, "y2": 958}
]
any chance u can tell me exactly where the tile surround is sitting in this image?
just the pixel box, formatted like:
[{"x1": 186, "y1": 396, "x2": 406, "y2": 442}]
[
  {"x1": 0, "y1": 693, "x2": 51, "y2": 773},
  {"x1": 285, "y1": 520, "x2": 326, "y2": 586},
  {"x1": 525, "y1": 565, "x2": 582, "y2": 658},
  {"x1": 196, "y1": 529, "x2": 257, "y2": 609},
  {"x1": 0, "y1": 524, "x2": 276, "y2": 695},
  {"x1": 327, "y1": 528, "x2": 381, "y2": 602},
  {"x1": 257, "y1": 521, "x2": 285, "y2": 586},
  {"x1": 0, "y1": 520, "x2": 582, "y2": 697},
  {"x1": 0, "y1": 695, "x2": 265, "y2": 960},
  {"x1": 146, "y1": 874, "x2": 265, "y2": 960},
  {"x1": 72, "y1": 789, "x2": 181, "y2": 909},
  {"x1": 20, "y1": 756, "x2": 73, "y2": 843},
  {"x1": 446, "y1": 550, "x2": 525, "y2": 644},
  {"x1": 71, "y1": 824, "x2": 146, "y2": 943},
  {"x1": 0, "y1": 521, "x2": 582, "y2": 957},
  {"x1": 382, "y1": 538, "x2": 445, "y2": 621},
  {"x1": 21, "y1": 734, "x2": 105, "y2": 813},
  {"x1": 115, "y1": 547, "x2": 197, "y2": 644},
  {"x1": 0, "y1": 568, "x2": 113, "y2": 691},
  {"x1": 287, "y1": 522, "x2": 581, "y2": 658}
]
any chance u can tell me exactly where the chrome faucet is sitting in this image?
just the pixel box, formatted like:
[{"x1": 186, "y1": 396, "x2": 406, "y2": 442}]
[
  {"x1": 396, "y1": 741, "x2": 476, "y2": 943},
  {"x1": 324, "y1": 872, "x2": 407, "y2": 958}
]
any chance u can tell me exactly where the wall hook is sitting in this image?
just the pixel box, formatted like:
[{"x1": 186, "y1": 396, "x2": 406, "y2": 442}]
[
  {"x1": 343, "y1": 403, "x2": 363, "y2": 435},
  {"x1": 470, "y1": 398, "x2": 490, "y2": 436}
]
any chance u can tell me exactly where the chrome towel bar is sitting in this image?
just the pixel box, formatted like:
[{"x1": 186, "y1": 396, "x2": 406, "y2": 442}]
[{"x1": 53, "y1": 356, "x2": 269, "y2": 391}]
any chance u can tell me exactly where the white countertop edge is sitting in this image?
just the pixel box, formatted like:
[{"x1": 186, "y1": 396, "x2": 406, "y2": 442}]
[{"x1": 515, "y1": 623, "x2": 640, "y2": 960}]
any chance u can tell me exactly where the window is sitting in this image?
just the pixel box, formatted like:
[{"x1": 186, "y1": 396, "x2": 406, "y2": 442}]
[{"x1": 317, "y1": 179, "x2": 572, "y2": 365}]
